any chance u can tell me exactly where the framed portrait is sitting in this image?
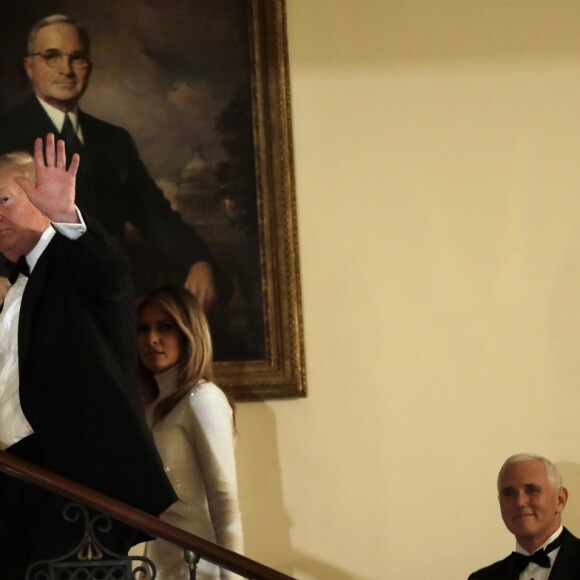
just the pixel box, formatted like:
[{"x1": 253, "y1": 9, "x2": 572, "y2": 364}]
[{"x1": 0, "y1": 0, "x2": 305, "y2": 399}]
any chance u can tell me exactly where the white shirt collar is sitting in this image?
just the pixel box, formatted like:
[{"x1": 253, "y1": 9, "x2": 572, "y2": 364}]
[
  {"x1": 35, "y1": 97, "x2": 82, "y2": 139},
  {"x1": 25, "y1": 225, "x2": 56, "y2": 273},
  {"x1": 515, "y1": 525, "x2": 564, "y2": 555}
]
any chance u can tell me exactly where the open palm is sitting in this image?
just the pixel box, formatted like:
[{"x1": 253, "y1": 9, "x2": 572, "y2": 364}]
[{"x1": 16, "y1": 134, "x2": 80, "y2": 224}]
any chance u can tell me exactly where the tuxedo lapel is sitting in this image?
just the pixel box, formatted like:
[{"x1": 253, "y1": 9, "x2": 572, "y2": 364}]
[
  {"x1": 503, "y1": 556, "x2": 519, "y2": 580},
  {"x1": 468, "y1": 554, "x2": 518, "y2": 580},
  {"x1": 543, "y1": 528, "x2": 580, "y2": 580},
  {"x1": 17, "y1": 239, "x2": 52, "y2": 377}
]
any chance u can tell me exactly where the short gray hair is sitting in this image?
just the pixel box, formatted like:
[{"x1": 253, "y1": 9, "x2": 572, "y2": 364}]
[
  {"x1": 27, "y1": 14, "x2": 90, "y2": 56},
  {"x1": 497, "y1": 453, "x2": 562, "y2": 493}
]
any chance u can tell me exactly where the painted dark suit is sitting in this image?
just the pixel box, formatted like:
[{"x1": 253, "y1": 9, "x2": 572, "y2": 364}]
[
  {"x1": 0, "y1": 97, "x2": 225, "y2": 295},
  {"x1": 0, "y1": 213, "x2": 177, "y2": 575},
  {"x1": 468, "y1": 528, "x2": 580, "y2": 579}
]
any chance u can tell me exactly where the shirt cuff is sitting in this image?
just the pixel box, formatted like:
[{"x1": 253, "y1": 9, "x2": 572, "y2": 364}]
[{"x1": 51, "y1": 206, "x2": 87, "y2": 240}]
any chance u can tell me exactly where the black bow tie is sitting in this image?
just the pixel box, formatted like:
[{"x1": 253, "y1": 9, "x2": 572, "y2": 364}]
[
  {"x1": 511, "y1": 533, "x2": 564, "y2": 573},
  {"x1": 511, "y1": 550, "x2": 550, "y2": 573},
  {"x1": 7, "y1": 255, "x2": 30, "y2": 284}
]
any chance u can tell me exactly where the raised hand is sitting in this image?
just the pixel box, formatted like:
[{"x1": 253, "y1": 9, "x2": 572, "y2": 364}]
[{"x1": 15, "y1": 133, "x2": 80, "y2": 224}]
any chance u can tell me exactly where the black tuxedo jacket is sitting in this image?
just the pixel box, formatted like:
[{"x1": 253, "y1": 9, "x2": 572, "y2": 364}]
[
  {"x1": 12, "y1": 214, "x2": 176, "y2": 515},
  {"x1": 0, "y1": 97, "x2": 225, "y2": 294},
  {"x1": 468, "y1": 528, "x2": 580, "y2": 579}
]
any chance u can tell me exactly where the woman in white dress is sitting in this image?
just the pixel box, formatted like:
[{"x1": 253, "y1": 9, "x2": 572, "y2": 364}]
[{"x1": 136, "y1": 285, "x2": 243, "y2": 580}]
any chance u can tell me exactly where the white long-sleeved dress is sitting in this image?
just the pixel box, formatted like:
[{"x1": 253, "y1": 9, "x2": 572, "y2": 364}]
[{"x1": 144, "y1": 367, "x2": 244, "y2": 579}]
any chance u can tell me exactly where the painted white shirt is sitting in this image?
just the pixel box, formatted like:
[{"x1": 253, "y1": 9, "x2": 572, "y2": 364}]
[{"x1": 37, "y1": 97, "x2": 85, "y2": 143}]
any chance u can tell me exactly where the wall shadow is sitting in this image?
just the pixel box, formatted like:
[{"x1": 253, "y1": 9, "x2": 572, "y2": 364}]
[{"x1": 237, "y1": 402, "x2": 359, "y2": 579}]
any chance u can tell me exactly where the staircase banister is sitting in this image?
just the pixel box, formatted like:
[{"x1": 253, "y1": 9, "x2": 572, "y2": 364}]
[{"x1": 0, "y1": 449, "x2": 295, "y2": 580}]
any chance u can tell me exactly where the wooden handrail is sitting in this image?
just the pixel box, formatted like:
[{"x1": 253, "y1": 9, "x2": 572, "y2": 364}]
[{"x1": 0, "y1": 449, "x2": 296, "y2": 580}]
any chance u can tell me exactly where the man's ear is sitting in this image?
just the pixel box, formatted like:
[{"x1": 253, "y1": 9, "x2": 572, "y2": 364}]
[
  {"x1": 23, "y1": 57, "x2": 33, "y2": 81},
  {"x1": 556, "y1": 487, "x2": 569, "y2": 513}
]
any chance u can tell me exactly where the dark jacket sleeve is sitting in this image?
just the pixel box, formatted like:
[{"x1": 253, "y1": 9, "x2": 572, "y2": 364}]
[
  {"x1": 80, "y1": 115, "x2": 232, "y2": 299},
  {"x1": 18, "y1": 215, "x2": 177, "y2": 517}
]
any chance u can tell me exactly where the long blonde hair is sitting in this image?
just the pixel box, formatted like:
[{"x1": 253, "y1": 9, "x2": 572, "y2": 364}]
[{"x1": 137, "y1": 285, "x2": 234, "y2": 426}]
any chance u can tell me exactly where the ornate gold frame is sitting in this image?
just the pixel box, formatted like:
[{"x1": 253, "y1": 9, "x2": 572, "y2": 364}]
[
  {"x1": 215, "y1": 0, "x2": 306, "y2": 400},
  {"x1": 0, "y1": 0, "x2": 304, "y2": 400}
]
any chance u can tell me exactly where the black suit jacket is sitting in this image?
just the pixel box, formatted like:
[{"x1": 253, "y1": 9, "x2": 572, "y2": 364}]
[
  {"x1": 468, "y1": 528, "x2": 580, "y2": 579},
  {"x1": 0, "y1": 97, "x2": 226, "y2": 295},
  {"x1": 13, "y1": 214, "x2": 176, "y2": 515}
]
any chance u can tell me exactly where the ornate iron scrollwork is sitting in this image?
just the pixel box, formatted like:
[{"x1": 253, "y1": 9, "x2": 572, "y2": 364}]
[{"x1": 25, "y1": 503, "x2": 157, "y2": 579}]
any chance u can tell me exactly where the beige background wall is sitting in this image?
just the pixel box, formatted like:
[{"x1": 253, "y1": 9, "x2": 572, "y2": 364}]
[{"x1": 235, "y1": 2, "x2": 580, "y2": 579}]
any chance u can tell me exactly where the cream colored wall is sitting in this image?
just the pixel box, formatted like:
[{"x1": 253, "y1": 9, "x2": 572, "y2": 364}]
[{"x1": 235, "y1": 2, "x2": 580, "y2": 579}]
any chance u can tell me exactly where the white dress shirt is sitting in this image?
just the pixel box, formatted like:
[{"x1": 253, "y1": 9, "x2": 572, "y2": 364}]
[
  {"x1": 0, "y1": 216, "x2": 86, "y2": 450},
  {"x1": 515, "y1": 525, "x2": 563, "y2": 580}
]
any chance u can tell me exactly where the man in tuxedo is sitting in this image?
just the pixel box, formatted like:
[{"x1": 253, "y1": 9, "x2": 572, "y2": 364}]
[
  {"x1": 0, "y1": 13, "x2": 227, "y2": 309},
  {"x1": 468, "y1": 453, "x2": 580, "y2": 579},
  {"x1": 0, "y1": 134, "x2": 177, "y2": 577}
]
